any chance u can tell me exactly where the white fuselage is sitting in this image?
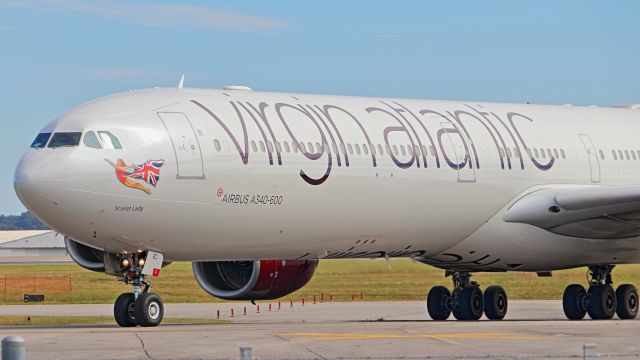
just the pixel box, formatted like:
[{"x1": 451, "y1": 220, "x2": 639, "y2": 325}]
[{"x1": 13, "y1": 88, "x2": 640, "y2": 272}]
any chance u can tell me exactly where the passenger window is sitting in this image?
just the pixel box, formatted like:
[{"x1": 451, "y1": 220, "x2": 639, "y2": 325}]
[
  {"x1": 400, "y1": 145, "x2": 406, "y2": 156},
  {"x1": 547, "y1": 149, "x2": 553, "y2": 158},
  {"x1": 259, "y1": 141, "x2": 266, "y2": 152},
  {"x1": 612, "y1": 151, "x2": 618, "y2": 160},
  {"x1": 48, "y1": 132, "x2": 82, "y2": 148},
  {"x1": 560, "y1": 149, "x2": 566, "y2": 159},
  {"x1": 618, "y1": 150, "x2": 624, "y2": 160},
  {"x1": 347, "y1": 144, "x2": 353, "y2": 155},
  {"x1": 83, "y1": 132, "x2": 102, "y2": 149},
  {"x1": 355, "y1": 144, "x2": 361, "y2": 155},
  {"x1": 300, "y1": 142, "x2": 307, "y2": 153},
  {"x1": 214, "y1": 140, "x2": 222, "y2": 152},
  {"x1": 30, "y1": 133, "x2": 51, "y2": 149},
  {"x1": 316, "y1": 142, "x2": 322, "y2": 152},
  {"x1": 292, "y1": 142, "x2": 298, "y2": 153},
  {"x1": 362, "y1": 144, "x2": 369, "y2": 155},
  {"x1": 267, "y1": 141, "x2": 274, "y2": 153},
  {"x1": 393, "y1": 145, "x2": 398, "y2": 156},
  {"x1": 251, "y1": 141, "x2": 257, "y2": 152},
  {"x1": 283, "y1": 141, "x2": 290, "y2": 153},
  {"x1": 332, "y1": 143, "x2": 338, "y2": 154},
  {"x1": 625, "y1": 150, "x2": 630, "y2": 160},
  {"x1": 599, "y1": 150, "x2": 604, "y2": 160},
  {"x1": 276, "y1": 141, "x2": 282, "y2": 153},
  {"x1": 308, "y1": 142, "x2": 314, "y2": 153},
  {"x1": 632, "y1": 151, "x2": 637, "y2": 161},
  {"x1": 98, "y1": 131, "x2": 122, "y2": 149},
  {"x1": 378, "y1": 145, "x2": 384, "y2": 156}
]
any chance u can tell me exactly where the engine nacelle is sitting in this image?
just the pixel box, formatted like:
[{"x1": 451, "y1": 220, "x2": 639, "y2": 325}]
[
  {"x1": 192, "y1": 260, "x2": 318, "y2": 300},
  {"x1": 64, "y1": 236, "x2": 105, "y2": 272}
]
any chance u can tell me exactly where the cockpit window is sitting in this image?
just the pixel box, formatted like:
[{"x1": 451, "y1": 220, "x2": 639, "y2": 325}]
[
  {"x1": 47, "y1": 132, "x2": 82, "y2": 148},
  {"x1": 30, "y1": 133, "x2": 51, "y2": 148},
  {"x1": 83, "y1": 131, "x2": 102, "y2": 149},
  {"x1": 98, "y1": 131, "x2": 122, "y2": 149}
]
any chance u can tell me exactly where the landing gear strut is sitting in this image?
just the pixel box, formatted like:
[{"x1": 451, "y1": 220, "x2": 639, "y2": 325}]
[
  {"x1": 426, "y1": 271, "x2": 508, "y2": 321},
  {"x1": 563, "y1": 265, "x2": 638, "y2": 320},
  {"x1": 112, "y1": 253, "x2": 164, "y2": 327}
]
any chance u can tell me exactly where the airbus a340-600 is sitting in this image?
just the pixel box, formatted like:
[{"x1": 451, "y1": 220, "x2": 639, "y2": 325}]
[{"x1": 14, "y1": 83, "x2": 640, "y2": 327}]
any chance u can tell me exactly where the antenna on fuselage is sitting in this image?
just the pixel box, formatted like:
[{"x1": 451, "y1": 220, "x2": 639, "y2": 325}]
[{"x1": 178, "y1": 74, "x2": 185, "y2": 89}]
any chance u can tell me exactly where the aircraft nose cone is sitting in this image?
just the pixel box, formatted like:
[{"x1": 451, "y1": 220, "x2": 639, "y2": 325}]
[{"x1": 14, "y1": 151, "x2": 66, "y2": 223}]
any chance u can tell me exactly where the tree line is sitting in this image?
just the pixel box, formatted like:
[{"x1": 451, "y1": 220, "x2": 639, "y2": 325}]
[{"x1": 0, "y1": 212, "x2": 48, "y2": 230}]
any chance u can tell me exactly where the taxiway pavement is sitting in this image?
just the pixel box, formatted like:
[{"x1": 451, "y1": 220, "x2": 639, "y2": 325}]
[{"x1": 0, "y1": 301, "x2": 637, "y2": 359}]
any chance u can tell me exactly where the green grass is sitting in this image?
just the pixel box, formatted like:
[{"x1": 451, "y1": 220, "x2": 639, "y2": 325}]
[
  {"x1": 0, "y1": 260, "x2": 638, "y2": 304},
  {"x1": 0, "y1": 315, "x2": 228, "y2": 326}
]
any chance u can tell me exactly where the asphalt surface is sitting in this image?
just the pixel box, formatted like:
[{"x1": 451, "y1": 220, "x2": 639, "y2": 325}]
[{"x1": 0, "y1": 301, "x2": 638, "y2": 359}]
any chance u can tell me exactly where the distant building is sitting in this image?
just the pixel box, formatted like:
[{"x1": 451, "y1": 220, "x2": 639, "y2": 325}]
[{"x1": 0, "y1": 230, "x2": 70, "y2": 263}]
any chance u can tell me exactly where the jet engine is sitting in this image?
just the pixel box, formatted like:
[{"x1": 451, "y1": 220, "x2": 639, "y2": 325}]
[
  {"x1": 64, "y1": 236, "x2": 105, "y2": 272},
  {"x1": 192, "y1": 260, "x2": 318, "y2": 300}
]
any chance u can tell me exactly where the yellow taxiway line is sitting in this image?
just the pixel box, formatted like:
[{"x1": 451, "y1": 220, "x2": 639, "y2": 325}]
[{"x1": 277, "y1": 332, "x2": 540, "y2": 341}]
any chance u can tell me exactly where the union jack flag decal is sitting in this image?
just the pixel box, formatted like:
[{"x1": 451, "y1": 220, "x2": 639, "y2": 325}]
[
  {"x1": 105, "y1": 158, "x2": 165, "y2": 194},
  {"x1": 130, "y1": 160, "x2": 165, "y2": 187}
]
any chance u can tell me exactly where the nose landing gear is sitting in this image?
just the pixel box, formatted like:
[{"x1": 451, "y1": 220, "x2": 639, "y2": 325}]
[
  {"x1": 426, "y1": 271, "x2": 508, "y2": 321},
  {"x1": 563, "y1": 265, "x2": 638, "y2": 320},
  {"x1": 111, "y1": 253, "x2": 165, "y2": 327}
]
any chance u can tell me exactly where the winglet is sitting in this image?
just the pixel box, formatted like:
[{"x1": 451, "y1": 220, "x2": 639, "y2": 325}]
[{"x1": 178, "y1": 74, "x2": 185, "y2": 89}]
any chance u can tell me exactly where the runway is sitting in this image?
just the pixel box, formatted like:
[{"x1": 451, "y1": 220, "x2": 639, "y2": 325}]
[{"x1": 0, "y1": 301, "x2": 638, "y2": 359}]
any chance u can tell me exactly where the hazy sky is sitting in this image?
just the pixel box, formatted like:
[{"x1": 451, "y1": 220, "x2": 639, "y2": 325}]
[{"x1": 1, "y1": 0, "x2": 639, "y2": 214}]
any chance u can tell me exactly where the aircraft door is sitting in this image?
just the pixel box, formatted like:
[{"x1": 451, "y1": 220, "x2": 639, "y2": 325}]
[
  {"x1": 439, "y1": 122, "x2": 476, "y2": 182},
  {"x1": 579, "y1": 133, "x2": 600, "y2": 183},
  {"x1": 158, "y1": 112, "x2": 205, "y2": 179}
]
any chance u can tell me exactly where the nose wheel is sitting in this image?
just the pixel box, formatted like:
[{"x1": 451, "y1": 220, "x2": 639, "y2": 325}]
[
  {"x1": 114, "y1": 293, "x2": 137, "y2": 327},
  {"x1": 112, "y1": 252, "x2": 165, "y2": 327},
  {"x1": 134, "y1": 293, "x2": 164, "y2": 327}
]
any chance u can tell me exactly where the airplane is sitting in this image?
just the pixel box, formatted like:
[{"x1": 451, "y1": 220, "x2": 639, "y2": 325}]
[{"x1": 13, "y1": 82, "x2": 640, "y2": 327}]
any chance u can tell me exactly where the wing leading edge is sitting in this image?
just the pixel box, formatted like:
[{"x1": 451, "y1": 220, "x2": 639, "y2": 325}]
[{"x1": 503, "y1": 185, "x2": 640, "y2": 239}]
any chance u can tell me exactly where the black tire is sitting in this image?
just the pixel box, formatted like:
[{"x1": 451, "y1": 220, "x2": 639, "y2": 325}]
[
  {"x1": 427, "y1": 286, "x2": 452, "y2": 320},
  {"x1": 114, "y1": 293, "x2": 137, "y2": 327},
  {"x1": 563, "y1": 284, "x2": 587, "y2": 320},
  {"x1": 484, "y1": 285, "x2": 508, "y2": 320},
  {"x1": 452, "y1": 286, "x2": 484, "y2": 320},
  {"x1": 587, "y1": 284, "x2": 617, "y2": 320},
  {"x1": 616, "y1": 284, "x2": 638, "y2": 319},
  {"x1": 134, "y1": 293, "x2": 164, "y2": 327}
]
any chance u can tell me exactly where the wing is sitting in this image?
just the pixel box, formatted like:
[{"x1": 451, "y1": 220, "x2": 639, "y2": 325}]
[{"x1": 503, "y1": 185, "x2": 640, "y2": 239}]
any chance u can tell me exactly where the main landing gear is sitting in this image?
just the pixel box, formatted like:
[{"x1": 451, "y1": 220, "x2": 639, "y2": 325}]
[
  {"x1": 563, "y1": 265, "x2": 638, "y2": 320},
  {"x1": 112, "y1": 253, "x2": 164, "y2": 327},
  {"x1": 427, "y1": 271, "x2": 508, "y2": 321}
]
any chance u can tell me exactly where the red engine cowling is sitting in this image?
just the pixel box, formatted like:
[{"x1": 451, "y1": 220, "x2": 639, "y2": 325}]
[{"x1": 192, "y1": 260, "x2": 318, "y2": 300}]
